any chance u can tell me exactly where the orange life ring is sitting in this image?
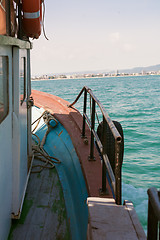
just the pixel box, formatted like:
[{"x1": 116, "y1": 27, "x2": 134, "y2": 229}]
[{"x1": 22, "y1": 0, "x2": 42, "y2": 39}]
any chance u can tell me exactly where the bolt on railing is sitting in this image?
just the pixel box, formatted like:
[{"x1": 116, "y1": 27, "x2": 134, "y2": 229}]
[{"x1": 69, "y1": 86, "x2": 123, "y2": 204}]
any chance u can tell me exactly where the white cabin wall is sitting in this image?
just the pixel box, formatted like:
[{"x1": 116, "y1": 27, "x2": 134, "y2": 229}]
[
  {"x1": 0, "y1": 46, "x2": 13, "y2": 240},
  {"x1": 0, "y1": 36, "x2": 32, "y2": 239},
  {"x1": 12, "y1": 47, "x2": 21, "y2": 214},
  {"x1": 12, "y1": 48, "x2": 29, "y2": 217}
]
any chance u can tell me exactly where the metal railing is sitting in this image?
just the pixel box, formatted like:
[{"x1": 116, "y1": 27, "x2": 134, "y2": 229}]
[
  {"x1": 147, "y1": 187, "x2": 160, "y2": 240},
  {"x1": 69, "y1": 86, "x2": 123, "y2": 205}
]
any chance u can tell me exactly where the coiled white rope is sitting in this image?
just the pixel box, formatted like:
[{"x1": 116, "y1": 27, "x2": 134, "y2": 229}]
[{"x1": 31, "y1": 110, "x2": 60, "y2": 173}]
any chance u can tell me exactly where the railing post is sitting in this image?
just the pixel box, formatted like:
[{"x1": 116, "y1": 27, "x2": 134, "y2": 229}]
[
  {"x1": 147, "y1": 188, "x2": 160, "y2": 240},
  {"x1": 82, "y1": 89, "x2": 87, "y2": 138},
  {"x1": 115, "y1": 141, "x2": 122, "y2": 205},
  {"x1": 147, "y1": 199, "x2": 158, "y2": 240},
  {"x1": 102, "y1": 117, "x2": 107, "y2": 192},
  {"x1": 89, "y1": 98, "x2": 95, "y2": 161}
]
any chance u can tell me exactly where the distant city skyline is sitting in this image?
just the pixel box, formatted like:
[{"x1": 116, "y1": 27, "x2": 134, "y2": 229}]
[
  {"x1": 32, "y1": 63, "x2": 160, "y2": 77},
  {"x1": 31, "y1": 0, "x2": 160, "y2": 76}
]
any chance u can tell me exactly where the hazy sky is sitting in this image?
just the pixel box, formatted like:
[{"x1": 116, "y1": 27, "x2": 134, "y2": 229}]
[{"x1": 31, "y1": 0, "x2": 160, "y2": 75}]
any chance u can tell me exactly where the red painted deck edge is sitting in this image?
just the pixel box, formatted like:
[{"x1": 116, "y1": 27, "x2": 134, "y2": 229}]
[{"x1": 32, "y1": 89, "x2": 112, "y2": 198}]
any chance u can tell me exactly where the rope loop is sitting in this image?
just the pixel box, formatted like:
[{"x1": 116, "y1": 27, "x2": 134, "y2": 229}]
[{"x1": 31, "y1": 110, "x2": 61, "y2": 173}]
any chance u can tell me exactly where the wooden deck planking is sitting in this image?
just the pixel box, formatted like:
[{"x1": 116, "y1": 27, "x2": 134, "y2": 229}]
[{"x1": 9, "y1": 162, "x2": 70, "y2": 240}]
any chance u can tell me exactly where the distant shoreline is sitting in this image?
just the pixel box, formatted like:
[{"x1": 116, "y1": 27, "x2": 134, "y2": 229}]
[{"x1": 31, "y1": 73, "x2": 160, "y2": 81}]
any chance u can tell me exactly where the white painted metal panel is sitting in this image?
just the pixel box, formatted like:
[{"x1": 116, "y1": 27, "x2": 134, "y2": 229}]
[
  {"x1": 12, "y1": 48, "x2": 28, "y2": 217},
  {"x1": 0, "y1": 46, "x2": 13, "y2": 240}
]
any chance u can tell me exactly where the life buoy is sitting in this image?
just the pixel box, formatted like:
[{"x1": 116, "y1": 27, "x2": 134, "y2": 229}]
[{"x1": 22, "y1": 0, "x2": 42, "y2": 39}]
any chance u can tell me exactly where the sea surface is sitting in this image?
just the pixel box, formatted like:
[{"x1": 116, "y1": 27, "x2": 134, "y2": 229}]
[{"x1": 32, "y1": 75, "x2": 160, "y2": 233}]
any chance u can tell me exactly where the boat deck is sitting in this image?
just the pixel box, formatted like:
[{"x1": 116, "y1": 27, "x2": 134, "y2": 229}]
[
  {"x1": 87, "y1": 197, "x2": 146, "y2": 240},
  {"x1": 8, "y1": 166, "x2": 70, "y2": 240},
  {"x1": 9, "y1": 90, "x2": 147, "y2": 240},
  {"x1": 9, "y1": 103, "x2": 89, "y2": 240}
]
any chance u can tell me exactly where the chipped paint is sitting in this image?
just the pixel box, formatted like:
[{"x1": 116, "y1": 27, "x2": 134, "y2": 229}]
[{"x1": 58, "y1": 130, "x2": 63, "y2": 136}]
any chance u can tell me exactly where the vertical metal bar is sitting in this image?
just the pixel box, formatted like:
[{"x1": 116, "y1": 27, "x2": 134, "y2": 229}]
[
  {"x1": 5, "y1": 0, "x2": 11, "y2": 36},
  {"x1": 102, "y1": 117, "x2": 107, "y2": 192},
  {"x1": 82, "y1": 89, "x2": 87, "y2": 138},
  {"x1": 158, "y1": 191, "x2": 160, "y2": 240},
  {"x1": 115, "y1": 140, "x2": 121, "y2": 205},
  {"x1": 27, "y1": 50, "x2": 32, "y2": 161},
  {"x1": 102, "y1": 161, "x2": 106, "y2": 192},
  {"x1": 18, "y1": 2, "x2": 23, "y2": 39},
  {"x1": 147, "y1": 199, "x2": 158, "y2": 240},
  {"x1": 89, "y1": 98, "x2": 95, "y2": 160}
]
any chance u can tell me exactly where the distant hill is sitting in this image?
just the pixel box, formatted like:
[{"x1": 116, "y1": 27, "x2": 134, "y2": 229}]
[{"x1": 117, "y1": 64, "x2": 160, "y2": 74}]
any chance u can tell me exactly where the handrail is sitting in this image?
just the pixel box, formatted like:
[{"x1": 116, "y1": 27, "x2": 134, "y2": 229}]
[
  {"x1": 147, "y1": 187, "x2": 160, "y2": 240},
  {"x1": 69, "y1": 86, "x2": 122, "y2": 142},
  {"x1": 69, "y1": 86, "x2": 123, "y2": 204}
]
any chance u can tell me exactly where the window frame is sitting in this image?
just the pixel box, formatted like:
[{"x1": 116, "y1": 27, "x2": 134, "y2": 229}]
[
  {"x1": 20, "y1": 57, "x2": 26, "y2": 106},
  {"x1": 0, "y1": 56, "x2": 9, "y2": 124}
]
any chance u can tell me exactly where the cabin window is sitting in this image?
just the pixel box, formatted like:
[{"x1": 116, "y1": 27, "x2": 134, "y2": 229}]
[
  {"x1": 20, "y1": 57, "x2": 26, "y2": 105},
  {"x1": 0, "y1": 56, "x2": 8, "y2": 123}
]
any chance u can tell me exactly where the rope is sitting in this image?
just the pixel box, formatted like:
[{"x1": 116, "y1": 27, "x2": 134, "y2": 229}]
[
  {"x1": 42, "y1": 0, "x2": 49, "y2": 40},
  {"x1": 32, "y1": 143, "x2": 60, "y2": 173},
  {"x1": 0, "y1": 0, "x2": 6, "y2": 12},
  {"x1": 31, "y1": 110, "x2": 47, "y2": 133},
  {"x1": 31, "y1": 110, "x2": 60, "y2": 173}
]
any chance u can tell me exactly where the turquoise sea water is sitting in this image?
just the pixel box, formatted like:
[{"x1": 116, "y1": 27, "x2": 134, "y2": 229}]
[{"x1": 32, "y1": 75, "x2": 160, "y2": 233}]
